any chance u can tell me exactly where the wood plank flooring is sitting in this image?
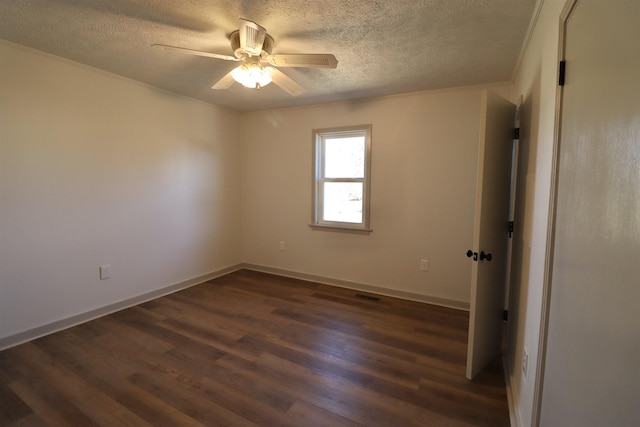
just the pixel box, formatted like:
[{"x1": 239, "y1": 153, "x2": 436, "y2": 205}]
[{"x1": 0, "y1": 270, "x2": 510, "y2": 426}]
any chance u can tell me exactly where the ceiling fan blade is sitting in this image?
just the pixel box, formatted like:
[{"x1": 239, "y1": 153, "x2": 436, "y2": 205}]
[
  {"x1": 211, "y1": 70, "x2": 236, "y2": 90},
  {"x1": 267, "y1": 54, "x2": 338, "y2": 69},
  {"x1": 152, "y1": 44, "x2": 240, "y2": 61},
  {"x1": 239, "y1": 18, "x2": 267, "y2": 56},
  {"x1": 268, "y1": 67, "x2": 305, "y2": 96}
]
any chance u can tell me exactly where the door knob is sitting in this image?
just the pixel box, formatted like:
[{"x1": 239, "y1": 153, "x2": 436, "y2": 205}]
[
  {"x1": 466, "y1": 250, "x2": 478, "y2": 261},
  {"x1": 480, "y1": 251, "x2": 492, "y2": 261}
]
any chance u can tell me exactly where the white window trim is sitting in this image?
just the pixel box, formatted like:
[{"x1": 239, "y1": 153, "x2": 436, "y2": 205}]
[{"x1": 310, "y1": 124, "x2": 372, "y2": 233}]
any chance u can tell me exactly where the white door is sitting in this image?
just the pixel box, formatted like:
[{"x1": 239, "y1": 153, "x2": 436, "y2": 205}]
[
  {"x1": 466, "y1": 90, "x2": 515, "y2": 380},
  {"x1": 539, "y1": 0, "x2": 640, "y2": 425}
]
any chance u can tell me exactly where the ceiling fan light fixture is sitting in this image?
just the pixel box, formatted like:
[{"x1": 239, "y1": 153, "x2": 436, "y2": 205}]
[
  {"x1": 231, "y1": 62, "x2": 272, "y2": 89},
  {"x1": 154, "y1": 19, "x2": 336, "y2": 96}
]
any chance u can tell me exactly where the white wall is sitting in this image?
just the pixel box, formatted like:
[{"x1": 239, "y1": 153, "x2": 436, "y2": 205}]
[
  {"x1": 240, "y1": 85, "x2": 510, "y2": 306},
  {"x1": 539, "y1": 0, "x2": 640, "y2": 425},
  {"x1": 507, "y1": 0, "x2": 566, "y2": 425},
  {"x1": 0, "y1": 40, "x2": 242, "y2": 345}
]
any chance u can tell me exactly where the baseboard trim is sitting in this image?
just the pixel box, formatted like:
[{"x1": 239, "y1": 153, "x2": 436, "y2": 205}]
[
  {"x1": 503, "y1": 354, "x2": 521, "y2": 427},
  {"x1": 240, "y1": 263, "x2": 469, "y2": 311},
  {"x1": 0, "y1": 264, "x2": 243, "y2": 351},
  {"x1": 0, "y1": 263, "x2": 469, "y2": 351}
]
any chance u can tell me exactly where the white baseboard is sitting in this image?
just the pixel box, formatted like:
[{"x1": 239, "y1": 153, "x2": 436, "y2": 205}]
[
  {"x1": 1, "y1": 263, "x2": 469, "y2": 351},
  {"x1": 503, "y1": 354, "x2": 522, "y2": 427},
  {"x1": 0, "y1": 264, "x2": 243, "y2": 351},
  {"x1": 240, "y1": 263, "x2": 470, "y2": 311}
]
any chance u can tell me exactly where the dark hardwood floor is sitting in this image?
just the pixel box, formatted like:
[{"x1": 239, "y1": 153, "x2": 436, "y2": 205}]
[{"x1": 0, "y1": 269, "x2": 510, "y2": 426}]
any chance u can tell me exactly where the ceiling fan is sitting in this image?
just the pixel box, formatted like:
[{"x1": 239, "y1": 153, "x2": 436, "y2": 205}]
[{"x1": 153, "y1": 18, "x2": 338, "y2": 96}]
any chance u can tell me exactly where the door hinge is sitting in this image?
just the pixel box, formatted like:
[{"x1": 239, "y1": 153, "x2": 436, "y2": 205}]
[
  {"x1": 559, "y1": 60, "x2": 566, "y2": 86},
  {"x1": 508, "y1": 221, "x2": 514, "y2": 238},
  {"x1": 514, "y1": 128, "x2": 520, "y2": 139},
  {"x1": 503, "y1": 310, "x2": 509, "y2": 322}
]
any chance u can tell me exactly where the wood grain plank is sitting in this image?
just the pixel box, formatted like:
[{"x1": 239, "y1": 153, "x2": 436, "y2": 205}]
[
  {"x1": 0, "y1": 270, "x2": 509, "y2": 427},
  {"x1": 4, "y1": 411, "x2": 48, "y2": 427},
  {"x1": 0, "y1": 346, "x2": 102, "y2": 427},
  {"x1": 9, "y1": 343, "x2": 153, "y2": 427},
  {"x1": 32, "y1": 330, "x2": 206, "y2": 427},
  {"x1": 128, "y1": 373, "x2": 258, "y2": 427},
  {"x1": 0, "y1": 376, "x2": 34, "y2": 425}
]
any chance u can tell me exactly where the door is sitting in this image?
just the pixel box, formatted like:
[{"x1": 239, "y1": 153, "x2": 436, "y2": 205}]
[
  {"x1": 466, "y1": 90, "x2": 515, "y2": 380},
  {"x1": 538, "y1": 0, "x2": 640, "y2": 425}
]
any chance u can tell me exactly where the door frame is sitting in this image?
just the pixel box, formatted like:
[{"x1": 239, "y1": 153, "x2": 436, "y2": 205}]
[
  {"x1": 531, "y1": 0, "x2": 578, "y2": 425},
  {"x1": 504, "y1": 97, "x2": 523, "y2": 329}
]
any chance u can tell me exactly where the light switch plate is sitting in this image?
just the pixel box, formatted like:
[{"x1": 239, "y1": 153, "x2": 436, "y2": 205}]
[{"x1": 99, "y1": 264, "x2": 111, "y2": 280}]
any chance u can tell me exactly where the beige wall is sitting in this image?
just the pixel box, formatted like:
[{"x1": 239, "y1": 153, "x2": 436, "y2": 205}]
[
  {"x1": 0, "y1": 41, "x2": 242, "y2": 344},
  {"x1": 240, "y1": 84, "x2": 510, "y2": 306}
]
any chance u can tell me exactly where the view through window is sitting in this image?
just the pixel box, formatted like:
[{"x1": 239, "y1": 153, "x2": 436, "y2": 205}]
[{"x1": 312, "y1": 125, "x2": 372, "y2": 231}]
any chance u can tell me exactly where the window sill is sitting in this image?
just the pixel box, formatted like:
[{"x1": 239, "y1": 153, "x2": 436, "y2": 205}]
[{"x1": 308, "y1": 224, "x2": 373, "y2": 235}]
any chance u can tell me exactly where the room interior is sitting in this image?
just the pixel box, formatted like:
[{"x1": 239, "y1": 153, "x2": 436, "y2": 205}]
[{"x1": 1, "y1": 0, "x2": 638, "y2": 426}]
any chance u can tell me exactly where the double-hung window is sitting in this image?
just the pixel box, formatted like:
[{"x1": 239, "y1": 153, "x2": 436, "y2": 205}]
[{"x1": 311, "y1": 125, "x2": 372, "y2": 232}]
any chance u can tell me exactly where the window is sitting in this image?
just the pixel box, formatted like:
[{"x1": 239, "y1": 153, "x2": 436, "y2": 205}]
[{"x1": 311, "y1": 125, "x2": 372, "y2": 232}]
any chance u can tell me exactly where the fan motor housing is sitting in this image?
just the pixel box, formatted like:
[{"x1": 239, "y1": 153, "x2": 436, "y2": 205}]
[{"x1": 229, "y1": 30, "x2": 274, "y2": 58}]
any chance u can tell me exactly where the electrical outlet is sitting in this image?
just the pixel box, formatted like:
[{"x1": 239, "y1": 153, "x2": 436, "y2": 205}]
[
  {"x1": 522, "y1": 348, "x2": 528, "y2": 378},
  {"x1": 279, "y1": 241, "x2": 285, "y2": 251},
  {"x1": 99, "y1": 264, "x2": 111, "y2": 280},
  {"x1": 420, "y1": 259, "x2": 429, "y2": 271}
]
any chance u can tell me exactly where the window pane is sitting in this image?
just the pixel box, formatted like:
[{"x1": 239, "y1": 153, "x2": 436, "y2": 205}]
[
  {"x1": 323, "y1": 182, "x2": 363, "y2": 223},
  {"x1": 324, "y1": 137, "x2": 365, "y2": 178}
]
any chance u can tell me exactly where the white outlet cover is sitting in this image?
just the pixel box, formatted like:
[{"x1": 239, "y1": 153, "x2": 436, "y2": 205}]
[{"x1": 99, "y1": 264, "x2": 111, "y2": 280}]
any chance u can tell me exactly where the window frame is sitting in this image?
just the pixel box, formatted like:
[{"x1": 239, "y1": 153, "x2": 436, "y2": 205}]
[{"x1": 310, "y1": 124, "x2": 372, "y2": 233}]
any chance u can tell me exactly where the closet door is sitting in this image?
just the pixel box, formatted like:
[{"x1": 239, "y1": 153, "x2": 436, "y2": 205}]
[{"x1": 539, "y1": 0, "x2": 640, "y2": 425}]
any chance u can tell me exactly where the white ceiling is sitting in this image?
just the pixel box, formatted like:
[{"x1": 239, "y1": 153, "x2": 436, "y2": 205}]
[{"x1": 0, "y1": 0, "x2": 536, "y2": 112}]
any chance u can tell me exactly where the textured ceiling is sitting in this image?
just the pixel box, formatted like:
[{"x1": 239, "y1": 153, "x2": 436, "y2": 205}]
[{"x1": 0, "y1": 0, "x2": 536, "y2": 112}]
